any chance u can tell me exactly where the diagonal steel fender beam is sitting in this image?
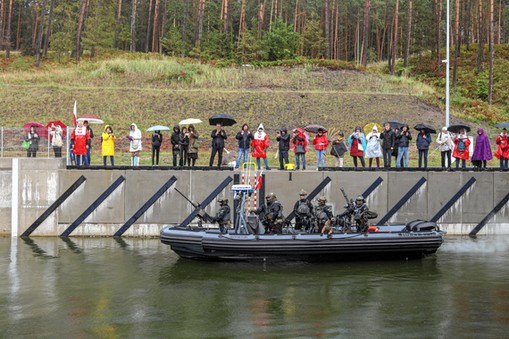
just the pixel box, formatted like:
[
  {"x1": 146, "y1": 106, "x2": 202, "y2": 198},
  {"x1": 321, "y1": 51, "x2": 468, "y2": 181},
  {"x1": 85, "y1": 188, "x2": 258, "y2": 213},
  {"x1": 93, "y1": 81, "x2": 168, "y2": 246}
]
[
  {"x1": 61, "y1": 175, "x2": 126, "y2": 237},
  {"x1": 178, "y1": 176, "x2": 233, "y2": 228},
  {"x1": 114, "y1": 176, "x2": 178, "y2": 237},
  {"x1": 377, "y1": 177, "x2": 427, "y2": 226},
  {"x1": 22, "y1": 175, "x2": 87, "y2": 237}
]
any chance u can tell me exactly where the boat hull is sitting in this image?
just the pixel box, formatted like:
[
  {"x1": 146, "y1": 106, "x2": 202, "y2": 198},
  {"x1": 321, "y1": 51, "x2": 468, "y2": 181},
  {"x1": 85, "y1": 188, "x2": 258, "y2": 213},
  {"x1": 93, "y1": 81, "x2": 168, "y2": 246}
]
[{"x1": 160, "y1": 225, "x2": 445, "y2": 261}]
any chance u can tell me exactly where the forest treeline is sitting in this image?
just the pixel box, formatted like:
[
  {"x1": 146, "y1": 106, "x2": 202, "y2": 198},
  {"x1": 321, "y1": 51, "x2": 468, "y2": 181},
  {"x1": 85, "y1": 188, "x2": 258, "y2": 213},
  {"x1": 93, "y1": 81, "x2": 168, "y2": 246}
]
[{"x1": 0, "y1": 0, "x2": 507, "y2": 75}]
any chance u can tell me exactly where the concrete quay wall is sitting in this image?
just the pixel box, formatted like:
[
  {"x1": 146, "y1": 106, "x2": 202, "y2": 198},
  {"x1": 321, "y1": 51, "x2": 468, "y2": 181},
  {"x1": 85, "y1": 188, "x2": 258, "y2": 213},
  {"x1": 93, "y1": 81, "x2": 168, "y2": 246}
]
[{"x1": 2, "y1": 158, "x2": 509, "y2": 237}]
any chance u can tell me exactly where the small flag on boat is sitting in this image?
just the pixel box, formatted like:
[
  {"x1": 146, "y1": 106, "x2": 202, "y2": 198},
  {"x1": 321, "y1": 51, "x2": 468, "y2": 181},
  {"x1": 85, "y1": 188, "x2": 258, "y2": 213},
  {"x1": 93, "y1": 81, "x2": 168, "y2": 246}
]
[{"x1": 255, "y1": 172, "x2": 263, "y2": 190}]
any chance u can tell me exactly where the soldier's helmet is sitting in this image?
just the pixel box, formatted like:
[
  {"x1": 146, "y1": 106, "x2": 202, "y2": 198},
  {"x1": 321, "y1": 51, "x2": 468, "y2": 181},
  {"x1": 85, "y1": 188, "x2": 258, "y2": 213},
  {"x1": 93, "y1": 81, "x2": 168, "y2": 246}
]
[
  {"x1": 355, "y1": 195, "x2": 365, "y2": 206},
  {"x1": 218, "y1": 197, "x2": 229, "y2": 204},
  {"x1": 299, "y1": 189, "x2": 307, "y2": 197},
  {"x1": 317, "y1": 196, "x2": 327, "y2": 205},
  {"x1": 266, "y1": 192, "x2": 277, "y2": 203}
]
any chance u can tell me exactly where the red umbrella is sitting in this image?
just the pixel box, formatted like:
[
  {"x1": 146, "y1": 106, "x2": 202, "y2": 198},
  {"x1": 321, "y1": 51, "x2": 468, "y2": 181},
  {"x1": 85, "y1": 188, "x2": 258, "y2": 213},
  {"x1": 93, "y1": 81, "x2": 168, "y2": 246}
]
[
  {"x1": 46, "y1": 120, "x2": 68, "y2": 137},
  {"x1": 23, "y1": 122, "x2": 48, "y2": 138},
  {"x1": 77, "y1": 114, "x2": 104, "y2": 124}
]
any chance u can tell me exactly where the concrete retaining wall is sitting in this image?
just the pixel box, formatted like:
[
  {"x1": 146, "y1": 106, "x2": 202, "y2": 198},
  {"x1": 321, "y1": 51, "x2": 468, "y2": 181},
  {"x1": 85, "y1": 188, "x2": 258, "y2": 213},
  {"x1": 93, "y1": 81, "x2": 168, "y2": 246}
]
[{"x1": 3, "y1": 158, "x2": 509, "y2": 236}]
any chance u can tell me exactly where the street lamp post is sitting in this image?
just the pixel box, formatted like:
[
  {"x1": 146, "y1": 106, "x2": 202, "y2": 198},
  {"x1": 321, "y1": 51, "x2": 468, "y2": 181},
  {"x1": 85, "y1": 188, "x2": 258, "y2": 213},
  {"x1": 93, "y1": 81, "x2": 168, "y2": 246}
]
[{"x1": 445, "y1": 0, "x2": 450, "y2": 127}]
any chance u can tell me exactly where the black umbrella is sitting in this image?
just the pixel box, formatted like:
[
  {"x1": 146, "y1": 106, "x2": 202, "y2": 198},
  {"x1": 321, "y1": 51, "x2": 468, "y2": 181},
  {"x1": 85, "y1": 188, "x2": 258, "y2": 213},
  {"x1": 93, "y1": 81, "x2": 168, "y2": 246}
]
[
  {"x1": 414, "y1": 123, "x2": 437, "y2": 134},
  {"x1": 495, "y1": 122, "x2": 509, "y2": 129},
  {"x1": 447, "y1": 124, "x2": 471, "y2": 134},
  {"x1": 383, "y1": 120, "x2": 406, "y2": 130},
  {"x1": 304, "y1": 124, "x2": 327, "y2": 133},
  {"x1": 209, "y1": 113, "x2": 237, "y2": 126}
]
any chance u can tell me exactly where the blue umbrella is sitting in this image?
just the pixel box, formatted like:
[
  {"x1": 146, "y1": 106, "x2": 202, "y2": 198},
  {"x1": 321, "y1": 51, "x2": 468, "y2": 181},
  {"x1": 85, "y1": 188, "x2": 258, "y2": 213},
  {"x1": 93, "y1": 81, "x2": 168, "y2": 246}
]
[{"x1": 147, "y1": 125, "x2": 171, "y2": 132}]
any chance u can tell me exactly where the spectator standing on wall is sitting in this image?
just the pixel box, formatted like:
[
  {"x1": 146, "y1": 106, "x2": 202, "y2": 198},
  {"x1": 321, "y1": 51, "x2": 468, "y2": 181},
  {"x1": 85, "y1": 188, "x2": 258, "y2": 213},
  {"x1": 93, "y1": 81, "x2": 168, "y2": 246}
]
[
  {"x1": 179, "y1": 127, "x2": 190, "y2": 166},
  {"x1": 330, "y1": 131, "x2": 349, "y2": 167},
  {"x1": 380, "y1": 123, "x2": 395, "y2": 168},
  {"x1": 395, "y1": 125, "x2": 412, "y2": 168},
  {"x1": 276, "y1": 128, "x2": 291, "y2": 170},
  {"x1": 187, "y1": 125, "x2": 199, "y2": 167},
  {"x1": 26, "y1": 125, "x2": 40, "y2": 158},
  {"x1": 495, "y1": 128, "x2": 509, "y2": 169},
  {"x1": 152, "y1": 130, "x2": 163, "y2": 166},
  {"x1": 436, "y1": 126, "x2": 454, "y2": 169},
  {"x1": 453, "y1": 128, "x2": 471, "y2": 169},
  {"x1": 251, "y1": 124, "x2": 271, "y2": 170},
  {"x1": 235, "y1": 123, "x2": 254, "y2": 169},
  {"x1": 209, "y1": 123, "x2": 227, "y2": 167},
  {"x1": 70, "y1": 120, "x2": 90, "y2": 166},
  {"x1": 416, "y1": 129, "x2": 432, "y2": 169},
  {"x1": 312, "y1": 128, "x2": 329, "y2": 169},
  {"x1": 348, "y1": 126, "x2": 366, "y2": 168},
  {"x1": 128, "y1": 123, "x2": 142, "y2": 167},
  {"x1": 101, "y1": 125, "x2": 116, "y2": 166},
  {"x1": 170, "y1": 125, "x2": 180, "y2": 166},
  {"x1": 471, "y1": 127, "x2": 493, "y2": 170},
  {"x1": 292, "y1": 128, "x2": 307, "y2": 170},
  {"x1": 50, "y1": 124, "x2": 63, "y2": 158},
  {"x1": 365, "y1": 126, "x2": 382, "y2": 168},
  {"x1": 83, "y1": 120, "x2": 93, "y2": 166}
]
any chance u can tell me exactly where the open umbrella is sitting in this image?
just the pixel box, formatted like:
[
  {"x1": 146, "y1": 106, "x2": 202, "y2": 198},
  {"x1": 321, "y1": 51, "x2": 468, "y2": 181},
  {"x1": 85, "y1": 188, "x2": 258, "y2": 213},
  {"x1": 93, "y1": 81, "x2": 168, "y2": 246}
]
[
  {"x1": 209, "y1": 113, "x2": 236, "y2": 126},
  {"x1": 363, "y1": 122, "x2": 383, "y2": 135},
  {"x1": 447, "y1": 124, "x2": 471, "y2": 134},
  {"x1": 179, "y1": 118, "x2": 203, "y2": 126},
  {"x1": 46, "y1": 120, "x2": 67, "y2": 137},
  {"x1": 23, "y1": 122, "x2": 48, "y2": 138},
  {"x1": 414, "y1": 123, "x2": 437, "y2": 134},
  {"x1": 304, "y1": 124, "x2": 327, "y2": 133},
  {"x1": 147, "y1": 125, "x2": 171, "y2": 132},
  {"x1": 383, "y1": 120, "x2": 406, "y2": 130},
  {"x1": 78, "y1": 114, "x2": 104, "y2": 124},
  {"x1": 495, "y1": 122, "x2": 509, "y2": 129}
]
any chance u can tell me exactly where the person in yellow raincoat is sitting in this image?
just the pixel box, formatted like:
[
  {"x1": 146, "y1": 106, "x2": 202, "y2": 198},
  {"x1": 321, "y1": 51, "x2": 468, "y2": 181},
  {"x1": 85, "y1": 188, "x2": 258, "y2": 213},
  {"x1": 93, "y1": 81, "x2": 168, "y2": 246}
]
[{"x1": 101, "y1": 125, "x2": 116, "y2": 166}]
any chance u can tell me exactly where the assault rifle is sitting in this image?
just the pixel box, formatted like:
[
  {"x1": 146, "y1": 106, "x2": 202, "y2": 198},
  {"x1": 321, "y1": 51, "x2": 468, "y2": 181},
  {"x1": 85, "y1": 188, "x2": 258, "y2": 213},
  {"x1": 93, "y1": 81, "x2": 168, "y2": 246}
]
[
  {"x1": 340, "y1": 188, "x2": 354, "y2": 213},
  {"x1": 174, "y1": 187, "x2": 215, "y2": 225}
]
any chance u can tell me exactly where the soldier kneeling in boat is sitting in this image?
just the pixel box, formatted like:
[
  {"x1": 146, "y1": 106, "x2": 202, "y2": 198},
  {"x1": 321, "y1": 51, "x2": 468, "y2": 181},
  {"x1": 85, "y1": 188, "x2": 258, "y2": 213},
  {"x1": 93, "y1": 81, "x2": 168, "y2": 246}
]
[
  {"x1": 253, "y1": 193, "x2": 284, "y2": 234},
  {"x1": 212, "y1": 197, "x2": 231, "y2": 234},
  {"x1": 336, "y1": 195, "x2": 377, "y2": 233},
  {"x1": 293, "y1": 190, "x2": 314, "y2": 232}
]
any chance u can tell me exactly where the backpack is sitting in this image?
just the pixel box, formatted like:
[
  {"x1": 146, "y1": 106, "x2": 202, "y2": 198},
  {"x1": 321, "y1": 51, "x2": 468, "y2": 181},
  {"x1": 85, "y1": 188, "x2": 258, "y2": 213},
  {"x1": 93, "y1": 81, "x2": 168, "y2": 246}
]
[
  {"x1": 458, "y1": 139, "x2": 466, "y2": 151},
  {"x1": 297, "y1": 201, "x2": 310, "y2": 215}
]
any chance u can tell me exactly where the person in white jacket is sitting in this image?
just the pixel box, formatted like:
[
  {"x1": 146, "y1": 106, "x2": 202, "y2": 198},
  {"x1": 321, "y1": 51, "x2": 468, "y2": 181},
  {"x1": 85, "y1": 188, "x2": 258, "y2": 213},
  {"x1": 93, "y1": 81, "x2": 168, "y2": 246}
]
[
  {"x1": 436, "y1": 126, "x2": 454, "y2": 169},
  {"x1": 128, "y1": 123, "x2": 142, "y2": 166}
]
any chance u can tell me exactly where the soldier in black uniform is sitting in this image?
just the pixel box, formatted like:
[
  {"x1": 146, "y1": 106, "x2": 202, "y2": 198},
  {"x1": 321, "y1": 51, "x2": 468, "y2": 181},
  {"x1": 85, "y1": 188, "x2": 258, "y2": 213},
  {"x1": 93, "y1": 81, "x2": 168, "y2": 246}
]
[
  {"x1": 314, "y1": 196, "x2": 334, "y2": 233},
  {"x1": 254, "y1": 193, "x2": 284, "y2": 234},
  {"x1": 293, "y1": 190, "x2": 314, "y2": 232},
  {"x1": 212, "y1": 198, "x2": 231, "y2": 234},
  {"x1": 337, "y1": 195, "x2": 371, "y2": 232}
]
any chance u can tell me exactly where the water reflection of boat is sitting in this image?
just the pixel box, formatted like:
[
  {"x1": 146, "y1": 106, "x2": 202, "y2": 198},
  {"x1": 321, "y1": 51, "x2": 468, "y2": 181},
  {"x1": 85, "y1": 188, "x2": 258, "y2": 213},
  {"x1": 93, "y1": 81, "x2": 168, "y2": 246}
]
[{"x1": 160, "y1": 221, "x2": 445, "y2": 262}]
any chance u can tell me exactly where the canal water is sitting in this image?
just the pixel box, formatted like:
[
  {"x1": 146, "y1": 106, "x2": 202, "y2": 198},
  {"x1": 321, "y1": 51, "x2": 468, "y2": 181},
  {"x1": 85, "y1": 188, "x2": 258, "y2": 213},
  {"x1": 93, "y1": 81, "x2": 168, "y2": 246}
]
[{"x1": 1, "y1": 236, "x2": 508, "y2": 338}]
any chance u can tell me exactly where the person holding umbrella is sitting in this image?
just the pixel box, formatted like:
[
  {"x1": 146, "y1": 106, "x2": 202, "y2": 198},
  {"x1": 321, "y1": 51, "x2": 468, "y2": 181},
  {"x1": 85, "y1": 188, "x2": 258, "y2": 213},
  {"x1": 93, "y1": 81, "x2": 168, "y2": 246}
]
[
  {"x1": 152, "y1": 129, "x2": 163, "y2": 166},
  {"x1": 471, "y1": 127, "x2": 492, "y2": 169},
  {"x1": 495, "y1": 128, "x2": 509, "y2": 168},
  {"x1": 83, "y1": 120, "x2": 94, "y2": 166},
  {"x1": 209, "y1": 123, "x2": 227, "y2": 167},
  {"x1": 26, "y1": 125, "x2": 40, "y2": 158},
  {"x1": 187, "y1": 125, "x2": 200, "y2": 167},
  {"x1": 452, "y1": 128, "x2": 471, "y2": 169},
  {"x1": 292, "y1": 128, "x2": 308, "y2": 170},
  {"x1": 416, "y1": 129, "x2": 432, "y2": 169}
]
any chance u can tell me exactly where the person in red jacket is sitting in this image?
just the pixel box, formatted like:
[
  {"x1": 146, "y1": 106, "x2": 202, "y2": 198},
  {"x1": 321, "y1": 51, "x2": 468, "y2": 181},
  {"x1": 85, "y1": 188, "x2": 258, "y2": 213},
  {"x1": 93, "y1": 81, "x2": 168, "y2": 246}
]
[
  {"x1": 251, "y1": 124, "x2": 271, "y2": 170},
  {"x1": 495, "y1": 128, "x2": 509, "y2": 169},
  {"x1": 312, "y1": 128, "x2": 329, "y2": 169},
  {"x1": 452, "y1": 128, "x2": 471, "y2": 169},
  {"x1": 70, "y1": 120, "x2": 91, "y2": 166}
]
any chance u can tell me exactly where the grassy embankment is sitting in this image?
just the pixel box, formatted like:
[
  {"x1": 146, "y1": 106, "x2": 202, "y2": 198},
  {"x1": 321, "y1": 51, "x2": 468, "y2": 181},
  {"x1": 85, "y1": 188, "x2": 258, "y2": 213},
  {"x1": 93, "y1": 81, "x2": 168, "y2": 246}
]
[{"x1": 0, "y1": 51, "x2": 466, "y2": 167}]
